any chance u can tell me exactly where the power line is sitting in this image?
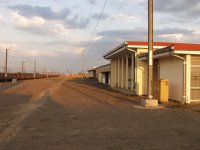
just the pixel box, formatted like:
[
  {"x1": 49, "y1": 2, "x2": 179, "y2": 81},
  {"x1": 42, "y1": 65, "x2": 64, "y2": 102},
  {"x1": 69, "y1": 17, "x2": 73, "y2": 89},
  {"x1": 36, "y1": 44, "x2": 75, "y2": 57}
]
[
  {"x1": 79, "y1": 0, "x2": 95, "y2": 43},
  {"x1": 86, "y1": 0, "x2": 108, "y2": 49},
  {"x1": 89, "y1": 0, "x2": 124, "y2": 51}
]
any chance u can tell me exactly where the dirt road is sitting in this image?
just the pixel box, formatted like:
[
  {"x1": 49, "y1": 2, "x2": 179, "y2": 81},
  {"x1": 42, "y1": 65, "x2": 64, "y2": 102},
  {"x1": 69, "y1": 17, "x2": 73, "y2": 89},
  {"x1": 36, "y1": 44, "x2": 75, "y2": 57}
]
[{"x1": 0, "y1": 78, "x2": 200, "y2": 150}]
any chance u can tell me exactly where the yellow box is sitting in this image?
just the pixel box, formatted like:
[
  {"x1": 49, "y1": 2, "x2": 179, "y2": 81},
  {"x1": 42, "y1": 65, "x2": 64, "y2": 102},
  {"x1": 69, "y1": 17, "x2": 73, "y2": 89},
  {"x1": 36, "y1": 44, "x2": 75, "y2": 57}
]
[{"x1": 154, "y1": 79, "x2": 169, "y2": 103}]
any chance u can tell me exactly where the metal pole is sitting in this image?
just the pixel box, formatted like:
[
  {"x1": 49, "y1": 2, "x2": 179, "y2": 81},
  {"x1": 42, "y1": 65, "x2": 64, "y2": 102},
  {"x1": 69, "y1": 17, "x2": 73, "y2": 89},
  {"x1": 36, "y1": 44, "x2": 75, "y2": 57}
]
[
  {"x1": 82, "y1": 49, "x2": 85, "y2": 78},
  {"x1": 5, "y1": 49, "x2": 8, "y2": 81},
  {"x1": 34, "y1": 60, "x2": 36, "y2": 80},
  {"x1": 147, "y1": 0, "x2": 153, "y2": 100},
  {"x1": 21, "y1": 61, "x2": 24, "y2": 80}
]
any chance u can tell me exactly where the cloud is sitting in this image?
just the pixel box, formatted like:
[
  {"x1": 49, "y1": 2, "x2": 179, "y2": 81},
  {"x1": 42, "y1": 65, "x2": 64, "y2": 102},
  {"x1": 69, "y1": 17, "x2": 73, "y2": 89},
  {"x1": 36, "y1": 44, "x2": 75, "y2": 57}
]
[
  {"x1": 155, "y1": 28, "x2": 194, "y2": 36},
  {"x1": 91, "y1": 13, "x2": 108, "y2": 20},
  {"x1": 12, "y1": 12, "x2": 45, "y2": 28},
  {"x1": 9, "y1": 4, "x2": 69, "y2": 20},
  {"x1": 155, "y1": 0, "x2": 200, "y2": 19},
  {"x1": 15, "y1": 49, "x2": 61, "y2": 58},
  {"x1": 9, "y1": 4, "x2": 89, "y2": 29},
  {"x1": 88, "y1": 0, "x2": 97, "y2": 5},
  {"x1": 11, "y1": 12, "x2": 68, "y2": 36},
  {"x1": 109, "y1": 14, "x2": 141, "y2": 23},
  {"x1": 111, "y1": 0, "x2": 144, "y2": 6},
  {"x1": 0, "y1": 41, "x2": 17, "y2": 50},
  {"x1": 0, "y1": 0, "x2": 10, "y2": 4},
  {"x1": 97, "y1": 28, "x2": 147, "y2": 41},
  {"x1": 0, "y1": 15, "x2": 4, "y2": 24},
  {"x1": 97, "y1": 27, "x2": 199, "y2": 43},
  {"x1": 154, "y1": 28, "x2": 200, "y2": 43},
  {"x1": 65, "y1": 15, "x2": 89, "y2": 29}
]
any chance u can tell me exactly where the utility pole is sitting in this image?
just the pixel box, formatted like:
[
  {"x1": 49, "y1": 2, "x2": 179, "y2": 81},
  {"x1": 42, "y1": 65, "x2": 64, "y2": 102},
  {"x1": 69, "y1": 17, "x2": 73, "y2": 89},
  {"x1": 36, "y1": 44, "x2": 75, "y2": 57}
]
[
  {"x1": 148, "y1": 0, "x2": 153, "y2": 100},
  {"x1": 4, "y1": 49, "x2": 8, "y2": 82},
  {"x1": 21, "y1": 61, "x2": 24, "y2": 80},
  {"x1": 142, "y1": 0, "x2": 158, "y2": 107},
  {"x1": 46, "y1": 69, "x2": 49, "y2": 79},
  {"x1": 34, "y1": 60, "x2": 36, "y2": 80},
  {"x1": 21, "y1": 61, "x2": 29, "y2": 80},
  {"x1": 82, "y1": 49, "x2": 85, "y2": 78}
]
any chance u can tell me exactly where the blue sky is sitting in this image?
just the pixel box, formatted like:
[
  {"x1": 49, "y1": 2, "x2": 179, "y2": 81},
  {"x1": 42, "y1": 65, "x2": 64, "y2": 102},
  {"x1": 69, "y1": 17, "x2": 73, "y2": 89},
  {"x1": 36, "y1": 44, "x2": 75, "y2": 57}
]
[{"x1": 0, "y1": 0, "x2": 200, "y2": 73}]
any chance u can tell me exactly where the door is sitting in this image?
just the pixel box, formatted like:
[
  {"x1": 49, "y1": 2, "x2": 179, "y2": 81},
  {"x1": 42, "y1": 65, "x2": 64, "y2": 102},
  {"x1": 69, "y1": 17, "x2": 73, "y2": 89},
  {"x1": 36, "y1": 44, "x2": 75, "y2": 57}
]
[{"x1": 105, "y1": 72, "x2": 109, "y2": 84}]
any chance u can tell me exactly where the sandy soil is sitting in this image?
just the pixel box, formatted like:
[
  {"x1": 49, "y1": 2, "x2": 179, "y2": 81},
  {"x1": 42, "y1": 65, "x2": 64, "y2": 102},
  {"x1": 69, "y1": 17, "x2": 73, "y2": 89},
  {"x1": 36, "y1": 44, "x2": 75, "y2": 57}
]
[{"x1": 0, "y1": 78, "x2": 200, "y2": 150}]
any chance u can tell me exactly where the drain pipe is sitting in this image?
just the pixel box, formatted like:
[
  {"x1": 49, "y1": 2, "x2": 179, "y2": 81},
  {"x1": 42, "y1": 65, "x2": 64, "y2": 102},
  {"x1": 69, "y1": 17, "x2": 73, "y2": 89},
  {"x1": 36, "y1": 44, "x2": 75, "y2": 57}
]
[
  {"x1": 169, "y1": 51, "x2": 186, "y2": 103},
  {"x1": 127, "y1": 48, "x2": 137, "y2": 93}
]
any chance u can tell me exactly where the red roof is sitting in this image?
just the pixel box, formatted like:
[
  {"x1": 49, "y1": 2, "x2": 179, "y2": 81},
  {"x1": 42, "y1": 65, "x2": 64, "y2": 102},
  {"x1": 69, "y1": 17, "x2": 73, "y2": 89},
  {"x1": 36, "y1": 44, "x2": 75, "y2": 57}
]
[{"x1": 127, "y1": 41, "x2": 200, "y2": 51}]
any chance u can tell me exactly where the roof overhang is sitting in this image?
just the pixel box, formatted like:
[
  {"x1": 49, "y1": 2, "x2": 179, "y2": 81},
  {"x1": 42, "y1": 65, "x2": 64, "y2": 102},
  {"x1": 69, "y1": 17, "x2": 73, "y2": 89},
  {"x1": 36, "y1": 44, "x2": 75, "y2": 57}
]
[
  {"x1": 96, "y1": 66, "x2": 111, "y2": 73},
  {"x1": 88, "y1": 69, "x2": 96, "y2": 72},
  {"x1": 97, "y1": 67, "x2": 111, "y2": 73},
  {"x1": 103, "y1": 41, "x2": 168, "y2": 60},
  {"x1": 139, "y1": 45, "x2": 200, "y2": 61},
  {"x1": 174, "y1": 50, "x2": 200, "y2": 55},
  {"x1": 139, "y1": 52, "x2": 170, "y2": 61},
  {"x1": 104, "y1": 41, "x2": 200, "y2": 60},
  {"x1": 94, "y1": 64, "x2": 111, "y2": 73},
  {"x1": 103, "y1": 42, "x2": 137, "y2": 59}
]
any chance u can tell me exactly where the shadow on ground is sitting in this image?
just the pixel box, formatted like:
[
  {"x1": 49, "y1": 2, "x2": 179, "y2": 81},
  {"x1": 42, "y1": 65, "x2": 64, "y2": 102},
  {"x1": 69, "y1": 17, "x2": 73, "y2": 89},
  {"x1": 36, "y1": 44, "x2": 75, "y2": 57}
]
[
  {"x1": 70, "y1": 78, "x2": 142, "y2": 107},
  {"x1": 2, "y1": 95, "x2": 200, "y2": 150}
]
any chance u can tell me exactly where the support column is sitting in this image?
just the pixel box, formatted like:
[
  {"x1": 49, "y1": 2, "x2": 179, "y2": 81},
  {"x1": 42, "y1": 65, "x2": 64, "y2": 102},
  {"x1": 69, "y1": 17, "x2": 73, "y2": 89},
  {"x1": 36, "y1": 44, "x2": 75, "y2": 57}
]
[
  {"x1": 121, "y1": 56, "x2": 124, "y2": 88},
  {"x1": 126, "y1": 55, "x2": 128, "y2": 90},
  {"x1": 117, "y1": 58, "x2": 120, "y2": 87},
  {"x1": 114, "y1": 59, "x2": 117, "y2": 87},
  {"x1": 131, "y1": 53, "x2": 134, "y2": 91},
  {"x1": 186, "y1": 55, "x2": 191, "y2": 103},
  {"x1": 111, "y1": 59, "x2": 115, "y2": 87}
]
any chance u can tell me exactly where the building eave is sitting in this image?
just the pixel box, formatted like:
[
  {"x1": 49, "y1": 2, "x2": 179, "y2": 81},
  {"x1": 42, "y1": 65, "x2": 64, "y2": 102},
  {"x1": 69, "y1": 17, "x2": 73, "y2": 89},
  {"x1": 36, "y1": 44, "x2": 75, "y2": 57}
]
[
  {"x1": 104, "y1": 41, "x2": 200, "y2": 60},
  {"x1": 174, "y1": 50, "x2": 200, "y2": 55},
  {"x1": 103, "y1": 42, "x2": 127, "y2": 59}
]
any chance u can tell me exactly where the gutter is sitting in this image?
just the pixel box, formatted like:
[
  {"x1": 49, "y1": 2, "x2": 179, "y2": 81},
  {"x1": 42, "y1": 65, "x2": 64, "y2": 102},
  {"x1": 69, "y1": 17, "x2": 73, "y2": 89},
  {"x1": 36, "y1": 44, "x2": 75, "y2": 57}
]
[{"x1": 168, "y1": 49, "x2": 187, "y2": 103}]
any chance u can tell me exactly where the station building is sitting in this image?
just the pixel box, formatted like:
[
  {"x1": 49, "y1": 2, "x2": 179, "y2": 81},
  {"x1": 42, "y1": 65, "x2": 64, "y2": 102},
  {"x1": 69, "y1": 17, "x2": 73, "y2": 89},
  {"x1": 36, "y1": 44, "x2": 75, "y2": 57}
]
[
  {"x1": 88, "y1": 64, "x2": 111, "y2": 85},
  {"x1": 103, "y1": 41, "x2": 200, "y2": 103},
  {"x1": 88, "y1": 68, "x2": 97, "y2": 78}
]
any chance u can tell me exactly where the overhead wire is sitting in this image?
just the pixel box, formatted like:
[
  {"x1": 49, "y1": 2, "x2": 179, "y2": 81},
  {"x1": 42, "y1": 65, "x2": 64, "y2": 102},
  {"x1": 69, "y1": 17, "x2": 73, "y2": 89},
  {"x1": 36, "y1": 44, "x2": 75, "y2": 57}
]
[
  {"x1": 87, "y1": 0, "x2": 124, "y2": 67},
  {"x1": 85, "y1": 0, "x2": 108, "y2": 49},
  {"x1": 89, "y1": 0, "x2": 124, "y2": 50},
  {"x1": 78, "y1": 0, "x2": 95, "y2": 43}
]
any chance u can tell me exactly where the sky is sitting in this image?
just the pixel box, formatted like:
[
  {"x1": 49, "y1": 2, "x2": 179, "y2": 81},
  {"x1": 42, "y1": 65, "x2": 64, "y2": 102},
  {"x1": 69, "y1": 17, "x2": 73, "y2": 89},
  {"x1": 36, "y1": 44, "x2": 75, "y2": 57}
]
[{"x1": 0, "y1": 0, "x2": 200, "y2": 73}]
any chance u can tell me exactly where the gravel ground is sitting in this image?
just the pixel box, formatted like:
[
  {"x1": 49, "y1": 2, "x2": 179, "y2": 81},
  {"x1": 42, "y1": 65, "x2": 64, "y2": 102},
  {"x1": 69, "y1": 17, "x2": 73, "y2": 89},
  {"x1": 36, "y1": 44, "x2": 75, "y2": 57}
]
[{"x1": 0, "y1": 77, "x2": 200, "y2": 150}]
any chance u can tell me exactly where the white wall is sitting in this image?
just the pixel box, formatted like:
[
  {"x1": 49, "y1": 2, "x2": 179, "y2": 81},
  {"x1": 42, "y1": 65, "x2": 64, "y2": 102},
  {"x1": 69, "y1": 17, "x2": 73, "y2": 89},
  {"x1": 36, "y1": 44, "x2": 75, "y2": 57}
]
[
  {"x1": 98, "y1": 72, "x2": 111, "y2": 85},
  {"x1": 102, "y1": 74, "x2": 106, "y2": 84},
  {"x1": 159, "y1": 57, "x2": 183, "y2": 102},
  {"x1": 111, "y1": 59, "x2": 115, "y2": 87},
  {"x1": 136, "y1": 48, "x2": 148, "y2": 96},
  {"x1": 88, "y1": 71, "x2": 95, "y2": 78},
  {"x1": 136, "y1": 58, "x2": 147, "y2": 95},
  {"x1": 98, "y1": 73, "x2": 102, "y2": 83},
  {"x1": 186, "y1": 55, "x2": 191, "y2": 103}
]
